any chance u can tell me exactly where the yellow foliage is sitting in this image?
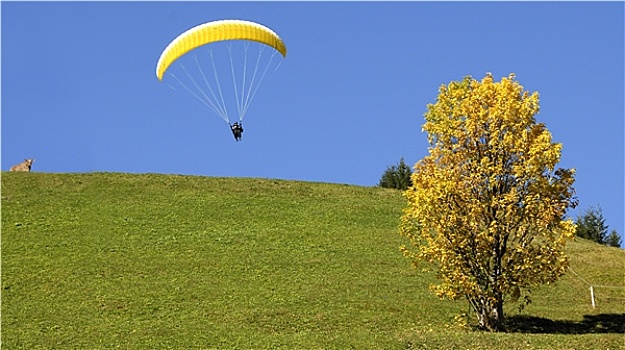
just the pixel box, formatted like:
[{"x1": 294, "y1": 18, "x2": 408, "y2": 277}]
[{"x1": 401, "y1": 73, "x2": 577, "y2": 327}]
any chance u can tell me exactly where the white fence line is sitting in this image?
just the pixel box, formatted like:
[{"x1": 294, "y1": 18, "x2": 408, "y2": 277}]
[{"x1": 568, "y1": 267, "x2": 625, "y2": 308}]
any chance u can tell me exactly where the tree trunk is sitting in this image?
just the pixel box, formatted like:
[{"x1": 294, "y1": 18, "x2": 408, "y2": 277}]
[{"x1": 475, "y1": 297, "x2": 505, "y2": 331}]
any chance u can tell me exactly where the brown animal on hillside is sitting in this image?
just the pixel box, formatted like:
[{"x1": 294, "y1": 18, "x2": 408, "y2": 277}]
[{"x1": 10, "y1": 159, "x2": 35, "y2": 172}]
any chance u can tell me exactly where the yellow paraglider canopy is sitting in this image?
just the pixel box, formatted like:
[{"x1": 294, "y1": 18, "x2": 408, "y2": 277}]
[{"x1": 156, "y1": 19, "x2": 287, "y2": 81}]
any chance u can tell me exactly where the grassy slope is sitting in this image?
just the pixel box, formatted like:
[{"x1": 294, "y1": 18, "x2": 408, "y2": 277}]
[{"x1": 2, "y1": 172, "x2": 623, "y2": 349}]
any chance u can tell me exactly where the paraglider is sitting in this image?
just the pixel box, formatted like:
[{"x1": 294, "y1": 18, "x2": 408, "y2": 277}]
[
  {"x1": 230, "y1": 122, "x2": 243, "y2": 142},
  {"x1": 155, "y1": 19, "x2": 287, "y2": 141}
]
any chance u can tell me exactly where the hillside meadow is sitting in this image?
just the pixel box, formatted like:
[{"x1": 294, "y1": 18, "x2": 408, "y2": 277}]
[{"x1": 2, "y1": 172, "x2": 624, "y2": 349}]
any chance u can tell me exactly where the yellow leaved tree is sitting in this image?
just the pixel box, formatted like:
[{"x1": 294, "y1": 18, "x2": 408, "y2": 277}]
[{"x1": 400, "y1": 73, "x2": 577, "y2": 331}]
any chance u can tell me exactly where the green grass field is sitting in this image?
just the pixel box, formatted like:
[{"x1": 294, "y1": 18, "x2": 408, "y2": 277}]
[{"x1": 2, "y1": 172, "x2": 624, "y2": 349}]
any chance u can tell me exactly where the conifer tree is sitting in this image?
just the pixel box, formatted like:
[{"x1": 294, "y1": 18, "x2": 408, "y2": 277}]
[
  {"x1": 378, "y1": 158, "x2": 413, "y2": 190},
  {"x1": 575, "y1": 206, "x2": 608, "y2": 245}
]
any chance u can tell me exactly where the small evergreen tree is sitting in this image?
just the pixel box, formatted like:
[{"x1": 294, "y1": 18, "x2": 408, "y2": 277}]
[
  {"x1": 575, "y1": 206, "x2": 608, "y2": 245},
  {"x1": 605, "y1": 230, "x2": 622, "y2": 248},
  {"x1": 378, "y1": 158, "x2": 413, "y2": 190}
]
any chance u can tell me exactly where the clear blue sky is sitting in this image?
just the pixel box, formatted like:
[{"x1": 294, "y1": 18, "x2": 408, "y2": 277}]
[{"x1": 2, "y1": 2, "x2": 623, "y2": 243}]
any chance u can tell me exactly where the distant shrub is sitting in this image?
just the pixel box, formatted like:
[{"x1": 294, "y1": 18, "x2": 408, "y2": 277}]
[
  {"x1": 605, "y1": 230, "x2": 622, "y2": 248},
  {"x1": 378, "y1": 158, "x2": 412, "y2": 190}
]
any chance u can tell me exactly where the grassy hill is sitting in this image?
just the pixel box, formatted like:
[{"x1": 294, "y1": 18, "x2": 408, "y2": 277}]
[{"x1": 2, "y1": 172, "x2": 623, "y2": 349}]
